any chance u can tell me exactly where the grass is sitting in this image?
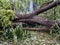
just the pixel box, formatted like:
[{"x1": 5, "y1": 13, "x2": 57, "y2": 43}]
[
  {"x1": 0, "y1": 31, "x2": 60, "y2": 45},
  {"x1": 0, "y1": 0, "x2": 60, "y2": 45}
]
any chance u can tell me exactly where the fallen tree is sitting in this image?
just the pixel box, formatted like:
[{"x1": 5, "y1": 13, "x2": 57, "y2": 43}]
[
  {"x1": 13, "y1": 16, "x2": 55, "y2": 27},
  {"x1": 12, "y1": 0, "x2": 60, "y2": 31}
]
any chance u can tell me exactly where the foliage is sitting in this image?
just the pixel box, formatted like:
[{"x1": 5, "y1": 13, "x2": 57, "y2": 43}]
[
  {"x1": 0, "y1": 0, "x2": 13, "y2": 10},
  {"x1": 39, "y1": 5, "x2": 60, "y2": 40},
  {"x1": 0, "y1": 0, "x2": 60, "y2": 44},
  {"x1": 0, "y1": 9, "x2": 16, "y2": 28},
  {"x1": 0, "y1": 0, "x2": 28, "y2": 43},
  {"x1": 3, "y1": 24, "x2": 28, "y2": 44}
]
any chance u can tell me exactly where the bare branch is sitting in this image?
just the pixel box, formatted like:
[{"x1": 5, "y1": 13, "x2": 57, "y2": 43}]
[
  {"x1": 23, "y1": 27, "x2": 50, "y2": 32},
  {"x1": 15, "y1": 1, "x2": 60, "y2": 20}
]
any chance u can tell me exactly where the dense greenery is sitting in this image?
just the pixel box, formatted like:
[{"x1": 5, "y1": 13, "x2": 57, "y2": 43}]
[
  {"x1": 0, "y1": 0, "x2": 60, "y2": 44},
  {"x1": 0, "y1": 0, "x2": 28, "y2": 44}
]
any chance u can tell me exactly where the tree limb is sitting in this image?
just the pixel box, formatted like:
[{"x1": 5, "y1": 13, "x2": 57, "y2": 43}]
[
  {"x1": 13, "y1": 16, "x2": 60, "y2": 27},
  {"x1": 15, "y1": 1, "x2": 60, "y2": 20},
  {"x1": 13, "y1": 16, "x2": 55, "y2": 27},
  {"x1": 23, "y1": 27, "x2": 50, "y2": 32}
]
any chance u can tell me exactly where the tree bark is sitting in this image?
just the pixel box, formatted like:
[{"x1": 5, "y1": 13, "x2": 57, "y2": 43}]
[{"x1": 13, "y1": 16, "x2": 55, "y2": 27}]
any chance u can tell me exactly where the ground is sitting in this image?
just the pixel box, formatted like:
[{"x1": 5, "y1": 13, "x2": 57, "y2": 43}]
[{"x1": 0, "y1": 31, "x2": 60, "y2": 45}]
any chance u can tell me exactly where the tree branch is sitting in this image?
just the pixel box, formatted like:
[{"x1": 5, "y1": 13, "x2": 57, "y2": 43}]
[
  {"x1": 23, "y1": 27, "x2": 50, "y2": 32},
  {"x1": 13, "y1": 16, "x2": 60, "y2": 27},
  {"x1": 13, "y1": 16, "x2": 55, "y2": 27},
  {"x1": 15, "y1": 1, "x2": 60, "y2": 20}
]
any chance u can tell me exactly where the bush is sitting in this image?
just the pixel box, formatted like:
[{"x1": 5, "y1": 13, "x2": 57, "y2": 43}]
[{"x1": 0, "y1": 0, "x2": 28, "y2": 43}]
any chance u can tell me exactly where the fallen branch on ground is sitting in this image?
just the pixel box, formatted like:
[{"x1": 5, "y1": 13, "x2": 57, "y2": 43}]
[
  {"x1": 23, "y1": 27, "x2": 50, "y2": 32},
  {"x1": 13, "y1": 16, "x2": 55, "y2": 27}
]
